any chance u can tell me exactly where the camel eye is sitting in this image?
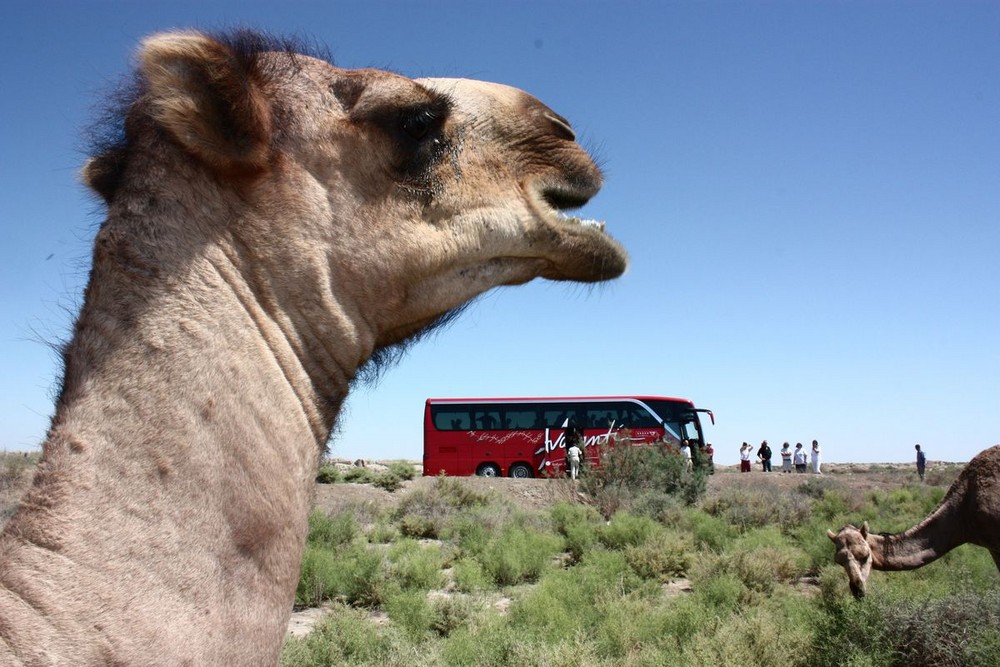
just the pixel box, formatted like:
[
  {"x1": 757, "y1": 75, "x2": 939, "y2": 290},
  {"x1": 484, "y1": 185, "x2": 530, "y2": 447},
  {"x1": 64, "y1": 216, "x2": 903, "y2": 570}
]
[{"x1": 401, "y1": 107, "x2": 439, "y2": 140}]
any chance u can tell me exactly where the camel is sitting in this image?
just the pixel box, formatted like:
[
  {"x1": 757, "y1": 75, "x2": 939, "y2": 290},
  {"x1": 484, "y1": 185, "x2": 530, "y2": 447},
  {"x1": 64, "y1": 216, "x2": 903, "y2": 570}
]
[
  {"x1": 0, "y1": 30, "x2": 627, "y2": 665},
  {"x1": 828, "y1": 444, "x2": 1000, "y2": 599}
]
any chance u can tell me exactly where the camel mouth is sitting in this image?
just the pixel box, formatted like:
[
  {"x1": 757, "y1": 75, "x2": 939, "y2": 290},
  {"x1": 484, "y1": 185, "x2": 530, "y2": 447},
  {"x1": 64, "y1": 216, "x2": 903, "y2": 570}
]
[
  {"x1": 537, "y1": 186, "x2": 610, "y2": 237},
  {"x1": 525, "y1": 178, "x2": 627, "y2": 282}
]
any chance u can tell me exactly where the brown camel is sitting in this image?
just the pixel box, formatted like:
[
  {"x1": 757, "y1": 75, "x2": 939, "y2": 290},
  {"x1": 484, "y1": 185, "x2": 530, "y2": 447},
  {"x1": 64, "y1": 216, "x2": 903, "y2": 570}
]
[
  {"x1": 0, "y1": 30, "x2": 627, "y2": 665},
  {"x1": 828, "y1": 444, "x2": 1000, "y2": 599}
]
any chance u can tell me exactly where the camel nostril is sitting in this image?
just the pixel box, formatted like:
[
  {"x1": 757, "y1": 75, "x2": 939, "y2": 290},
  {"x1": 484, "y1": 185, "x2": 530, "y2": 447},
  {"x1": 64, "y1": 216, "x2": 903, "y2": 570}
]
[{"x1": 544, "y1": 112, "x2": 576, "y2": 142}]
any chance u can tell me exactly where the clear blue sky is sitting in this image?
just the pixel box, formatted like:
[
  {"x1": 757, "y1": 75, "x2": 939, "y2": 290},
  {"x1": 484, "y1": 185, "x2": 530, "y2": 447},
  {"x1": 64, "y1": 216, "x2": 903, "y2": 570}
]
[{"x1": 2, "y1": 2, "x2": 997, "y2": 465}]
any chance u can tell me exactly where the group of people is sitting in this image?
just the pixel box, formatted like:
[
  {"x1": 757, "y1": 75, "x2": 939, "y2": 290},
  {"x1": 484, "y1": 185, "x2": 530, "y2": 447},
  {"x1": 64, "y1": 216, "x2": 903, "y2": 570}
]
[{"x1": 740, "y1": 440, "x2": 822, "y2": 474}]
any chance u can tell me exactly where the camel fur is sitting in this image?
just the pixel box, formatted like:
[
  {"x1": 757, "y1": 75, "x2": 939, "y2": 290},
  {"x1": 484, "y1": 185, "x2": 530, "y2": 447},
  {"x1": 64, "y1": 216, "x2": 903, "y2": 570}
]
[
  {"x1": 0, "y1": 30, "x2": 627, "y2": 665},
  {"x1": 828, "y1": 444, "x2": 1000, "y2": 598}
]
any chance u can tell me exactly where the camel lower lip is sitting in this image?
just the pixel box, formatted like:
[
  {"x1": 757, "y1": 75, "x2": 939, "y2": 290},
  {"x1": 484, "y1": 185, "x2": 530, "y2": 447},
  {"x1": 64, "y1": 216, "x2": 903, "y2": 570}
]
[{"x1": 557, "y1": 212, "x2": 607, "y2": 232}]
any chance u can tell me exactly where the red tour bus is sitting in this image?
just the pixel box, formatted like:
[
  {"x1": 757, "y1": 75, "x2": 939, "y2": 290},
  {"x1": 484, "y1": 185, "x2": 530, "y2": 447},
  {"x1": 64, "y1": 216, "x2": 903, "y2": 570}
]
[{"x1": 423, "y1": 396, "x2": 714, "y2": 478}]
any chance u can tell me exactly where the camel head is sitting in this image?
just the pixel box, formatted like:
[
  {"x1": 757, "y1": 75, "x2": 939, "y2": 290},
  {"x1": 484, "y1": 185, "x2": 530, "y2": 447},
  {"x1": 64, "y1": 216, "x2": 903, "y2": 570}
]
[
  {"x1": 83, "y1": 30, "x2": 628, "y2": 363},
  {"x1": 828, "y1": 522, "x2": 874, "y2": 599}
]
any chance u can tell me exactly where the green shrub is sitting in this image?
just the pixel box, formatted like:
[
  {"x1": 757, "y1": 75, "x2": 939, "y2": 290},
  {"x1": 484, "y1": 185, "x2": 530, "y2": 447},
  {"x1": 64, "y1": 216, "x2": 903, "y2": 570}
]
[
  {"x1": 298, "y1": 543, "x2": 388, "y2": 608},
  {"x1": 387, "y1": 460, "x2": 417, "y2": 480},
  {"x1": 398, "y1": 513, "x2": 438, "y2": 539},
  {"x1": 368, "y1": 520, "x2": 399, "y2": 544},
  {"x1": 384, "y1": 589, "x2": 433, "y2": 640},
  {"x1": 296, "y1": 544, "x2": 341, "y2": 607},
  {"x1": 691, "y1": 535, "x2": 803, "y2": 600},
  {"x1": 597, "y1": 512, "x2": 658, "y2": 550},
  {"x1": 343, "y1": 466, "x2": 377, "y2": 484},
  {"x1": 678, "y1": 508, "x2": 737, "y2": 552},
  {"x1": 280, "y1": 604, "x2": 398, "y2": 666},
  {"x1": 623, "y1": 529, "x2": 692, "y2": 581},
  {"x1": 580, "y1": 442, "x2": 707, "y2": 518},
  {"x1": 810, "y1": 590, "x2": 1000, "y2": 667},
  {"x1": 373, "y1": 472, "x2": 403, "y2": 492},
  {"x1": 315, "y1": 464, "x2": 341, "y2": 484},
  {"x1": 307, "y1": 510, "x2": 359, "y2": 550},
  {"x1": 429, "y1": 595, "x2": 477, "y2": 637},
  {"x1": 388, "y1": 539, "x2": 444, "y2": 592},
  {"x1": 451, "y1": 557, "x2": 491, "y2": 593},
  {"x1": 478, "y1": 524, "x2": 562, "y2": 587},
  {"x1": 394, "y1": 476, "x2": 493, "y2": 539},
  {"x1": 702, "y1": 483, "x2": 811, "y2": 532},
  {"x1": 549, "y1": 501, "x2": 600, "y2": 562}
]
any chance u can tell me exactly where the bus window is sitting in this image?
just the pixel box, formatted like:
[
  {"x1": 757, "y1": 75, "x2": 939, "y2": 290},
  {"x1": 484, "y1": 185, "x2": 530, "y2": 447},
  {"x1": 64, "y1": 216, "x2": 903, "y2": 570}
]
[
  {"x1": 433, "y1": 409, "x2": 470, "y2": 431},
  {"x1": 616, "y1": 403, "x2": 659, "y2": 429},
  {"x1": 472, "y1": 409, "x2": 501, "y2": 430},
  {"x1": 503, "y1": 406, "x2": 540, "y2": 430}
]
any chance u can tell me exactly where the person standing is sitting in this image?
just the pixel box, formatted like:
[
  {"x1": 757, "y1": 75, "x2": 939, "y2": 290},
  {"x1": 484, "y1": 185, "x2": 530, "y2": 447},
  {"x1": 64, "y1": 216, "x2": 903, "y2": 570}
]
[
  {"x1": 704, "y1": 442, "x2": 715, "y2": 474},
  {"x1": 740, "y1": 442, "x2": 752, "y2": 472},
  {"x1": 567, "y1": 441, "x2": 582, "y2": 480},
  {"x1": 793, "y1": 443, "x2": 807, "y2": 473},
  {"x1": 565, "y1": 421, "x2": 583, "y2": 479},
  {"x1": 757, "y1": 440, "x2": 772, "y2": 472},
  {"x1": 679, "y1": 439, "x2": 693, "y2": 471},
  {"x1": 915, "y1": 444, "x2": 926, "y2": 481},
  {"x1": 780, "y1": 442, "x2": 793, "y2": 473},
  {"x1": 811, "y1": 439, "x2": 822, "y2": 475}
]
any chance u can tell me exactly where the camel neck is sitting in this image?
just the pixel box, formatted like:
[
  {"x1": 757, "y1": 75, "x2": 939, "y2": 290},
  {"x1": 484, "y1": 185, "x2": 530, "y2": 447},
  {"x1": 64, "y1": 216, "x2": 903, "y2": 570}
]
[
  {"x1": 0, "y1": 224, "x2": 336, "y2": 663},
  {"x1": 870, "y1": 501, "x2": 964, "y2": 571}
]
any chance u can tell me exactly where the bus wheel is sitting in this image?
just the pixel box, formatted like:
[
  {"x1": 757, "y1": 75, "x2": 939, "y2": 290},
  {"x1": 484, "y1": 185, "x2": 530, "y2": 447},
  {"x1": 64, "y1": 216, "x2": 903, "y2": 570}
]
[
  {"x1": 476, "y1": 463, "x2": 501, "y2": 477},
  {"x1": 508, "y1": 463, "x2": 533, "y2": 479}
]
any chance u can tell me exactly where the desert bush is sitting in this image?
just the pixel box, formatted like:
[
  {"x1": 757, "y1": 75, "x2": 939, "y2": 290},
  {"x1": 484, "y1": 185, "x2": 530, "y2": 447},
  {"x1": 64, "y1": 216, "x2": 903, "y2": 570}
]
[
  {"x1": 429, "y1": 594, "x2": 478, "y2": 637},
  {"x1": 307, "y1": 509, "x2": 359, "y2": 550},
  {"x1": 702, "y1": 483, "x2": 812, "y2": 532},
  {"x1": 372, "y1": 472, "x2": 403, "y2": 492},
  {"x1": 296, "y1": 544, "x2": 341, "y2": 607},
  {"x1": 398, "y1": 514, "x2": 439, "y2": 539},
  {"x1": 315, "y1": 464, "x2": 341, "y2": 484},
  {"x1": 580, "y1": 442, "x2": 706, "y2": 517},
  {"x1": 387, "y1": 460, "x2": 417, "y2": 480},
  {"x1": 597, "y1": 512, "x2": 658, "y2": 549},
  {"x1": 813, "y1": 589, "x2": 1000, "y2": 667},
  {"x1": 797, "y1": 475, "x2": 842, "y2": 499},
  {"x1": 677, "y1": 506, "x2": 737, "y2": 552},
  {"x1": 509, "y1": 549, "x2": 647, "y2": 642},
  {"x1": 394, "y1": 476, "x2": 493, "y2": 539},
  {"x1": 623, "y1": 528, "x2": 692, "y2": 580},
  {"x1": 367, "y1": 519, "x2": 399, "y2": 544},
  {"x1": 281, "y1": 604, "x2": 403, "y2": 667},
  {"x1": 451, "y1": 557, "x2": 491, "y2": 593},
  {"x1": 387, "y1": 539, "x2": 445, "y2": 592},
  {"x1": 342, "y1": 466, "x2": 377, "y2": 484},
  {"x1": 384, "y1": 588, "x2": 433, "y2": 640},
  {"x1": 476, "y1": 524, "x2": 562, "y2": 587},
  {"x1": 809, "y1": 488, "x2": 855, "y2": 522},
  {"x1": 691, "y1": 530, "x2": 803, "y2": 601},
  {"x1": 629, "y1": 488, "x2": 687, "y2": 523},
  {"x1": 297, "y1": 542, "x2": 388, "y2": 608}
]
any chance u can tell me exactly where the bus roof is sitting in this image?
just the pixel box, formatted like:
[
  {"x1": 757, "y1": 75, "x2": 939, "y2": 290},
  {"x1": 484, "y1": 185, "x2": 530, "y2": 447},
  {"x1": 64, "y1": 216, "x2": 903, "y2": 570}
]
[{"x1": 425, "y1": 396, "x2": 694, "y2": 405}]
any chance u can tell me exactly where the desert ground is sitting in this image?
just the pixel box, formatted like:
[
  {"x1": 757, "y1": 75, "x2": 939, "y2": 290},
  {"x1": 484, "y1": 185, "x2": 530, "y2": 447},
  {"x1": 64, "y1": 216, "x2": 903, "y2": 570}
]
[{"x1": 0, "y1": 454, "x2": 964, "y2": 641}]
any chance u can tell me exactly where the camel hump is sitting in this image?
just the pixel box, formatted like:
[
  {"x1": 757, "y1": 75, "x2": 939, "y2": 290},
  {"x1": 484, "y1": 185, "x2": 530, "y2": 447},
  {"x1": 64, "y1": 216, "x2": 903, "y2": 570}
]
[{"x1": 139, "y1": 31, "x2": 273, "y2": 175}]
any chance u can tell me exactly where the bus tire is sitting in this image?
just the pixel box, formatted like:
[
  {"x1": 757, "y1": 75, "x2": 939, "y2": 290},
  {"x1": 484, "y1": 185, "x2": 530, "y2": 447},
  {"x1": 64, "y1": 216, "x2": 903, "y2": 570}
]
[
  {"x1": 476, "y1": 463, "x2": 501, "y2": 477},
  {"x1": 508, "y1": 463, "x2": 533, "y2": 479}
]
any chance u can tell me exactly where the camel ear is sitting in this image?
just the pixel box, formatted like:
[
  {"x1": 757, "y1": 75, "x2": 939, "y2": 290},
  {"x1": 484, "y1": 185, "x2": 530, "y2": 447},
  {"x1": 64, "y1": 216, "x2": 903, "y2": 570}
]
[
  {"x1": 827, "y1": 529, "x2": 838, "y2": 542},
  {"x1": 139, "y1": 31, "x2": 272, "y2": 174},
  {"x1": 861, "y1": 521, "x2": 870, "y2": 538}
]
